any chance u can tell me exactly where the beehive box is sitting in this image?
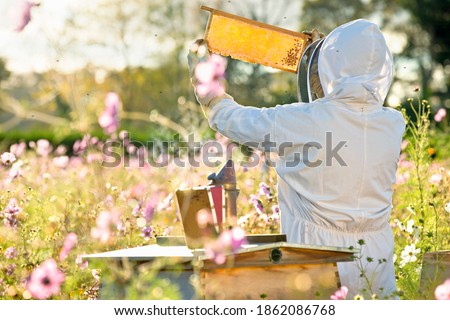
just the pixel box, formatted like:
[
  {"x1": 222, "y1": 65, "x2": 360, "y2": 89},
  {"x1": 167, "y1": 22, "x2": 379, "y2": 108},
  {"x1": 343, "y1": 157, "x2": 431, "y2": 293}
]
[
  {"x1": 200, "y1": 242, "x2": 354, "y2": 300},
  {"x1": 85, "y1": 238, "x2": 354, "y2": 300},
  {"x1": 202, "y1": 6, "x2": 311, "y2": 73}
]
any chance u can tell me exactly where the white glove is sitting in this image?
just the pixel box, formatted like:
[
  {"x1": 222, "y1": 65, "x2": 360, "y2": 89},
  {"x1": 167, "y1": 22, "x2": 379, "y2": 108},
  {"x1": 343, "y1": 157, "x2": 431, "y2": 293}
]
[{"x1": 301, "y1": 29, "x2": 325, "y2": 42}]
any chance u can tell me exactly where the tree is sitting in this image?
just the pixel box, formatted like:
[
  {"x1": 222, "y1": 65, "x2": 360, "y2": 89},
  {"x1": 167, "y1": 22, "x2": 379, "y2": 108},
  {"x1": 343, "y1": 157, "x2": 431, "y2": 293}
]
[
  {"x1": 299, "y1": 0, "x2": 449, "y2": 105},
  {"x1": 395, "y1": 0, "x2": 450, "y2": 101}
]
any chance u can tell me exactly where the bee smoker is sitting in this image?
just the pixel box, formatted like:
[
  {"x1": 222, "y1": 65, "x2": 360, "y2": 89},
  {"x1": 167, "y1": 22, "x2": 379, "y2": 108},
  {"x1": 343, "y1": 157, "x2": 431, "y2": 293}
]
[{"x1": 207, "y1": 159, "x2": 239, "y2": 226}]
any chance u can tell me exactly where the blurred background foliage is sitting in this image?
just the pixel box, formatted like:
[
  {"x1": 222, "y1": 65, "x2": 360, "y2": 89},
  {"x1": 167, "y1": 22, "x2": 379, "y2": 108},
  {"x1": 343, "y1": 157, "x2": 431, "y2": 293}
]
[{"x1": 0, "y1": 0, "x2": 448, "y2": 156}]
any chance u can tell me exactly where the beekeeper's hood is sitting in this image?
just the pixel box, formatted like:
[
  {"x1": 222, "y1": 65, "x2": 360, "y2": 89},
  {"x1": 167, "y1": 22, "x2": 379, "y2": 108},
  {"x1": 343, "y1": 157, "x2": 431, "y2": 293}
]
[{"x1": 318, "y1": 19, "x2": 393, "y2": 105}]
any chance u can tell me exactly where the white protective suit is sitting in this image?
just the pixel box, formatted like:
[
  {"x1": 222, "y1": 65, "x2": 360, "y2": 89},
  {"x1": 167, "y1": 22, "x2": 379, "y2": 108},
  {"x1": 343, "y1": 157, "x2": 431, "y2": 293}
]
[{"x1": 206, "y1": 19, "x2": 405, "y2": 298}]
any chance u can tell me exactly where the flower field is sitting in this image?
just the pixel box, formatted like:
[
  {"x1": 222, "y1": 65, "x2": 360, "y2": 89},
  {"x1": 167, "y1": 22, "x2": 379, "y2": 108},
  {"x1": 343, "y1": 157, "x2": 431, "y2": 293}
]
[
  {"x1": 0, "y1": 131, "x2": 282, "y2": 299},
  {"x1": 0, "y1": 97, "x2": 449, "y2": 300}
]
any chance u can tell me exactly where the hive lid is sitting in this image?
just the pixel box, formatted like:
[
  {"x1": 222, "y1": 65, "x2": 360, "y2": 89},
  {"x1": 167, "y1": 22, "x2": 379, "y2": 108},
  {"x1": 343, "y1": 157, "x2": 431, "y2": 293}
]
[{"x1": 201, "y1": 242, "x2": 356, "y2": 269}]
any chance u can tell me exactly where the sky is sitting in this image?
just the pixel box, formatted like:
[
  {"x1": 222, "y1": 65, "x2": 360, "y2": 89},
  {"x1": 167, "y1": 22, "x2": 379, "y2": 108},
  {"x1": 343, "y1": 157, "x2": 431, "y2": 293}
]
[
  {"x1": 0, "y1": 0, "x2": 302, "y2": 74},
  {"x1": 0, "y1": 0, "x2": 74, "y2": 73},
  {"x1": 0, "y1": 1, "x2": 408, "y2": 73},
  {"x1": 0, "y1": 0, "x2": 174, "y2": 73},
  {"x1": 0, "y1": 0, "x2": 175, "y2": 73},
  {"x1": 0, "y1": 0, "x2": 422, "y2": 105}
]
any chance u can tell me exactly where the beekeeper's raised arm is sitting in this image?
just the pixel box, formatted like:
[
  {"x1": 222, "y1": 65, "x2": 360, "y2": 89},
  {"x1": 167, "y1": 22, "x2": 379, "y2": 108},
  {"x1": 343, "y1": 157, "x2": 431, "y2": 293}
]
[
  {"x1": 187, "y1": 39, "x2": 279, "y2": 150},
  {"x1": 187, "y1": 30, "x2": 322, "y2": 150}
]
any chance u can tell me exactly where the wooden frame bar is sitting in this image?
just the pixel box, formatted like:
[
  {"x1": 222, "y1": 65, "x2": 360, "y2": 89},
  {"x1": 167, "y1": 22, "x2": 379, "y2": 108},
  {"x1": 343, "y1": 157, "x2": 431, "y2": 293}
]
[{"x1": 201, "y1": 6, "x2": 312, "y2": 73}]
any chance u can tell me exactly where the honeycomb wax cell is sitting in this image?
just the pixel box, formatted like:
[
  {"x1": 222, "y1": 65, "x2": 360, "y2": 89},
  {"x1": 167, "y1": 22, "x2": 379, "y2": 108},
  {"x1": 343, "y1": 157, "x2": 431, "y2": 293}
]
[{"x1": 202, "y1": 6, "x2": 311, "y2": 73}]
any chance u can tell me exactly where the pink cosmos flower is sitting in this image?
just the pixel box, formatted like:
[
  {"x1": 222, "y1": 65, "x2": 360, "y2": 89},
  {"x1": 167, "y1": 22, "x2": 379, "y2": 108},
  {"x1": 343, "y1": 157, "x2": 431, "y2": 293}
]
[
  {"x1": 205, "y1": 227, "x2": 247, "y2": 265},
  {"x1": 36, "y1": 139, "x2": 52, "y2": 157},
  {"x1": 195, "y1": 61, "x2": 215, "y2": 84},
  {"x1": 163, "y1": 226, "x2": 173, "y2": 236},
  {"x1": 6, "y1": 263, "x2": 16, "y2": 276},
  {"x1": 249, "y1": 194, "x2": 264, "y2": 214},
  {"x1": 98, "y1": 92, "x2": 120, "y2": 135},
  {"x1": 434, "y1": 108, "x2": 447, "y2": 123},
  {"x1": 59, "y1": 232, "x2": 78, "y2": 262},
  {"x1": 258, "y1": 182, "x2": 271, "y2": 199},
  {"x1": 116, "y1": 221, "x2": 126, "y2": 235},
  {"x1": 209, "y1": 54, "x2": 227, "y2": 78},
  {"x1": 91, "y1": 210, "x2": 122, "y2": 243},
  {"x1": 86, "y1": 153, "x2": 103, "y2": 164},
  {"x1": 119, "y1": 130, "x2": 129, "y2": 141},
  {"x1": 142, "y1": 200, "x2": 156, "y2": 223},
  {"x1": 73, "y1": 135, "x2": 90, "y2": 154},
  {"x1": 429, "y1": 173, "x2": 443, "y2": 185},
  {"x1": 398, "y1": 153, "x2": 412, "y2": 169},
  {"x1": 5, "y1": 246, "x2": 17, "y2": 259},
  {"x1": 132, "y1": 201, "x2": 142, "y2": 216},
  {"x1": 3, "y1": 198, "x2": 20, "y2": 228},
  {"x1": 330, "y1": 286, "x2": 348, "y2": 300},
  {"x1": 105, "y1": 92, "x2": 121, "y2": 112},
  {"x1": 54, "y1": 145, "x2": 67, "y2": 155},
  {"x1": 75, "y1": 254, "x2": 88, "y2": 270},
  {"x1": 92, "y1": 269, "x2": 100, "y2": 282},
  {"x1": 15, "y1": 1, "x2": 38, "y2": 32},
  {"x1": 4, "y1": 198, "x2": 20, "y2": 214},
  {"x1": 237, "y1": 213, "x2": 251, "y2": 227},
  {"x1": 196, "y1": 80, "x2": 225, "y2": 98},
  {"x1": 26, "y1": 259, "x2": 65, "y2": 300},
  {"x1": 396, "y1": 172, "x2": 410, "y2": 184},
  {"x1": 400, "y1": 140, "x2": 409, "y2": 151},
  {"x1": 7, "y1": 159, "x2": 23, "y2": 181},
  {"x1": 244, "y1": 179, "x2": 254, "y2": 188},
  {"x1": 435, "y1": 278, "x2": 450, "y2": 300},
  {"x1": 104, "y1": 194, "x2": 114, "y2": 207},
  {"x1": 90, "y1": 137, "x2": 99, "y2": 145},
  {"x1": 53, "y1": 156, "x2": 69, "y2": 169},
  {"x1": 1, "y1": 152, "x2": 16, "y2": 165},
  {"x1": 141, "y1": 226, "x2": 154, "y2": 240},
  {"x1": 10, "y1": 142, "x2": 27, "y2": 157},
  {"x1": 272, "y1": 204, "x2": 280, "y2": 215},
  {"x1": 129, "y1": 183, "x2": 146, "y2": 200},
  {"x1": 223, "y1": 227, "x2": 247, "y2": 252},
  {"x1": 142, "y1": 193, "x2": 162, "y2": 223},
  {"x1": 194, "y1": 54, "x2": 227, "y2": 98},
  {"x1": 215, "y1": 132, "x2": 231, "y2": 146},
  {"x1": 196, "y1": 209, "x2": 214, "y2": 229},
  {"x1": 157, "y1": 193, "x2": 173, "y2": 211},
  {"x1": 268, "y1": 205, "x2": 280, "y2": 224},
  {"x1": 127, "y1": 144, "x2": 137, "y2": 155}
]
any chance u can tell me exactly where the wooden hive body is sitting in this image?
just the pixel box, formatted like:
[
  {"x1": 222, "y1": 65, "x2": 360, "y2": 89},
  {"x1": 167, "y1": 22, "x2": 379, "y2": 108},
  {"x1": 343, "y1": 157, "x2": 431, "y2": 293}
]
[
  {"x1": 200, "y1": 242, "x2": 353, "y2": 300},
  {"x1": 85, "y1": 239, "x2": 354, "y2": 300}
]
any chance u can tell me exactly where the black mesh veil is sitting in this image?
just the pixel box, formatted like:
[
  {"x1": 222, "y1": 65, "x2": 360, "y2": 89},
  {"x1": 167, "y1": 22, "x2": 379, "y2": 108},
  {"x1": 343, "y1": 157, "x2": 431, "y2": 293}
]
[{"x1": 297, "y1": 39, "x2": 325, "y2": 103}]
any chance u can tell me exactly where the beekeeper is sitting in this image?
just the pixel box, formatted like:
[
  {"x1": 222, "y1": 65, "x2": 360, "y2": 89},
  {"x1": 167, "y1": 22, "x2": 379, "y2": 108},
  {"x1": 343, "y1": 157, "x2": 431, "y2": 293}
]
[{"x1": 188, "y1": 19, "x2": 405, "y2": 299}]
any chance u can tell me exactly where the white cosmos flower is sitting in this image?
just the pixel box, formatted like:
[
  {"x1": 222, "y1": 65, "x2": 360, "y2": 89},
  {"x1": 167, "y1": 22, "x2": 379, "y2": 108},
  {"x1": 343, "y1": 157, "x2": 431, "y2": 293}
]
[
  {"x1": 400, "y1": 244, "x2": 420, "y2": 267},
  {"x1": 393, "y1": 218, "x2": 405, "y2": 231},
  {"x1": 445, "y1": 202, "x2": 450, "y2": 214},
  {"x1": 406, "y1": 219, "x2": 415, "y2": 234}
]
